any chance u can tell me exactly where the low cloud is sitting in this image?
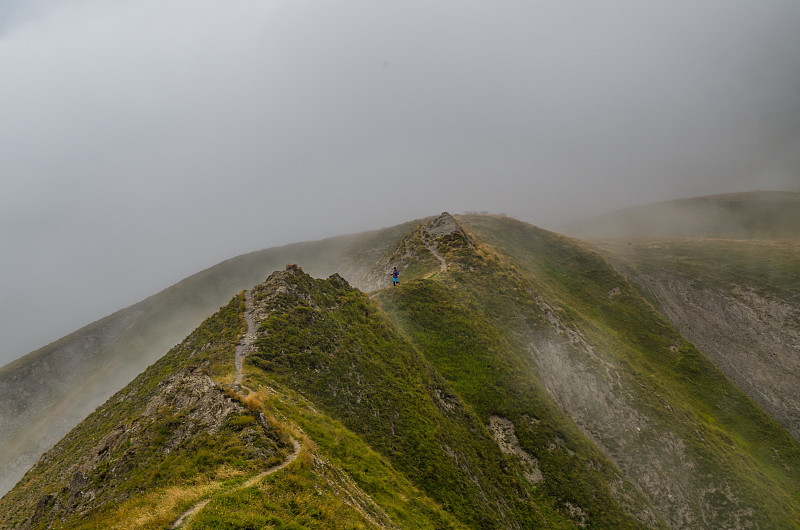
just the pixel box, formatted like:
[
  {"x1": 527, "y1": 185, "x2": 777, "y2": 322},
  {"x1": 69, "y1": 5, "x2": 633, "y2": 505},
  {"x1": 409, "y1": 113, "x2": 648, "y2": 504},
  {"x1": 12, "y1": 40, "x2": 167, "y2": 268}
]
[{"x1": 1, "y1": 0, "x2": 799, "y2": 364}]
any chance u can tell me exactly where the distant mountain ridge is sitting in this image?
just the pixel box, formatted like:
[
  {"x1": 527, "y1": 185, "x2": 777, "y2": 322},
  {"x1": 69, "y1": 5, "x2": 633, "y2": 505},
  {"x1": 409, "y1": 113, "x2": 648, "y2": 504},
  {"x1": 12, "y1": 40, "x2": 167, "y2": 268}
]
[
  {"x1": 2, "y1": 212, "x2": 799, "y2": 528},
  {"x1": 558, "y1": 190, "x2": 800, "y2": 441},
  {"x1": 562, "y1": 190, "x2": 800, "y2": 240}
]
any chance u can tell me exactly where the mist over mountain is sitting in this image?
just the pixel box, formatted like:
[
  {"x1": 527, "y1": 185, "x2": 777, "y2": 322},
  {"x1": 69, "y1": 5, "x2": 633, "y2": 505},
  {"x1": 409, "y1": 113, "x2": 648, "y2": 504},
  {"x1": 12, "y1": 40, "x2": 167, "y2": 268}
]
[
  {"x1": 0, "y1": 219, "x2": 423, "y2": 496},
  {"x1": 2, "y1": 0, "x2": 799, "y2": 369},
  {"x1": 2, "y1": 205, "x2": 799, "y2": 528},
  {"x1": 2, "y1": 2, "x2": 800, "y2": 524},
  {"x1": 562, "y1": 191, "x2": 800, "y2": 240},
  {"x1": 565, "y1": 191, "x2": 800, "y2": 441}
]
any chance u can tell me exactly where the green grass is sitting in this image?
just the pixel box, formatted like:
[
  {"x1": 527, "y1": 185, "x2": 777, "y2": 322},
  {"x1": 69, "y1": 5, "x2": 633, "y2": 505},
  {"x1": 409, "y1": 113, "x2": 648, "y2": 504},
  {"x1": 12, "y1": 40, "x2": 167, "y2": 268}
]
[
  {"x1": 458, "y1": 214, "x2": 800, "y2": 528},
  {"x1": 5, "y1": 213, "x2": 800, "y2": 529},
  {"x1": 597, "y1": 237, "x2": 800, "y2": 299},
  {"x1": 248, "y1": 271, "x2": 557, "y2": 528},
  {"x1": 375, "y1": 223, "x2": 443, "y2": 283},
  {"x1": 561, "y1": 190, "x2": 800, "y2": 240},
  {"x1": 222, "y1": 379, "x2": 466, "y2": 530},
  {"x1": 376, "y1": 235, "x2": 657, "y2": 529},
  {"x1": 0, "y1": 295, "x2": 291, "y2": 529}
]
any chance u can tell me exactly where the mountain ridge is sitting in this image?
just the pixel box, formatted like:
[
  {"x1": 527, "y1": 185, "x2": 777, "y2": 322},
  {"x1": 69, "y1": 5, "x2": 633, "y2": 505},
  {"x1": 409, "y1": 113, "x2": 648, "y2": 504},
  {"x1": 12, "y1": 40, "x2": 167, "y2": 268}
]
[
  {"x1": 3, "y1": 212, "x2": 799, "y2": 528},
  {"x1": 558, "y1": 190, "x2": 800, "y2": 440},
  {"x1": 0, "y1": 218, "x2": 426, "y2": 496},
  {"x1": 561, "y1": 190, "x2": 800, "y2": 240}
]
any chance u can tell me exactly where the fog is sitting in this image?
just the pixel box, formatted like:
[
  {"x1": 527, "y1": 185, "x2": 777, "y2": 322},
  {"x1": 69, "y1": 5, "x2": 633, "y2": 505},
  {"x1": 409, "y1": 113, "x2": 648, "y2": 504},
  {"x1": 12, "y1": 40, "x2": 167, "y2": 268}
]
[{"x1": 1, "y1": 0, "x2": 799, "y2": 366}]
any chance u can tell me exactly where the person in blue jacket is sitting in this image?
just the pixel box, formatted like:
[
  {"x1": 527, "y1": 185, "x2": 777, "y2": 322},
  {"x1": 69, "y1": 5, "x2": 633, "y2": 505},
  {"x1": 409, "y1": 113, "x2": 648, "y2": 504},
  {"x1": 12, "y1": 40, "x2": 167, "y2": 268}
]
[{"x1": 391, "y1": 267, "x2": 400, "y2": 286}]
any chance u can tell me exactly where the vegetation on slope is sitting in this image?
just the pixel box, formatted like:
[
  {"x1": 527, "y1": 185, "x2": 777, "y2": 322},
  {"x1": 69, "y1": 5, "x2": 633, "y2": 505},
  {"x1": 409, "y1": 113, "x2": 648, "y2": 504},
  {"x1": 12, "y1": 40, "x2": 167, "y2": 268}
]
[
  {"x1": 0, "y1": 274, "x2": 472, "y2": 529},
  {"x1": 207, "y1": 382, "x2": 465, "y2": 530},
  {"x1": 4, "y1": 211, "x2": 800, "y2": 529},
  {"x1": 247, "y1": 266, "x2": 562, "y2": 528},
  {"x1": 0, "y1": 295, "x2": 296, "y2": 529},
  {"x1": 458, "y1": 214, "x2": 800, "y2": 528},
  {"x1": 0, "y1": 217, "x2": 424, "y2": 497},
  {"x1": 592, "y1": 237, "x2": 800, "y2": 440},
  {"x1": 599, "y1": 237, "x2": 800, "y2": 297},
  {"x1": 376, "y1": 223, "x2": 660, "y2": 528}
]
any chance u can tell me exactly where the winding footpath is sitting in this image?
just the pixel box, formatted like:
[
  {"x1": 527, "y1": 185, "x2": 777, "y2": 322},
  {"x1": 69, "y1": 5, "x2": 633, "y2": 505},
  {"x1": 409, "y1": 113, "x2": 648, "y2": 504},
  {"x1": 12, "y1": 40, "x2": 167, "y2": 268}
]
[
  {"x1": 171, "y1": 288, "x2": 300, "y2": 529},
  {"x1": 420, "y1": 227, "x2": 447, "y2": 274},
  {"x1": 170, "y1": 439, "x2": 302, "y2": 529},
  {"x1": 235, "y1": 289, "x2": 259, "y2": 386}
]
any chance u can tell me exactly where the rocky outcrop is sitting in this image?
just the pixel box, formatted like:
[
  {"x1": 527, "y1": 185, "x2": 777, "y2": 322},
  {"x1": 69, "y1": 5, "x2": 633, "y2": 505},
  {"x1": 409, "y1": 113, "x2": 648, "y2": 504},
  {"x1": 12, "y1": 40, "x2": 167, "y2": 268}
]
[
  {"x1": 488, "y1": 416, "x2": 543, "y2": 484},
  {"x1": 12, "y1": 366, "x2": 285, "y2": 529},
  {"x1": 24, "y1": 370, "x2": 216, "y2": 525}
]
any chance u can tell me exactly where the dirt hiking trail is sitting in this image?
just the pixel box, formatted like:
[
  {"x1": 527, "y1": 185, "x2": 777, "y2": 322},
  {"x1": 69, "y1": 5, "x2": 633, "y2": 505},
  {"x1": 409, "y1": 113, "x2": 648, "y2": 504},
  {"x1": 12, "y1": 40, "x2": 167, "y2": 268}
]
[
  {"x1": 172, "y1": 287, "x2": 303, "y2": 528},
  {"x1": 170, "y1": 438, "x2": 301, "y2": 528},
  {"x1": 234, "y1": 289, "x2": 258, "y2": 386}
]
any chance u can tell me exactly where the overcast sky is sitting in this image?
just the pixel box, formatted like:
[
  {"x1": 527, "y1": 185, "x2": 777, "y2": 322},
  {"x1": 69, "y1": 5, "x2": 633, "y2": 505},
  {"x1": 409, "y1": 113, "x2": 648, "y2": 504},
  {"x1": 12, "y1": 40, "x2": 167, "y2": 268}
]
[{"x1": 1, "y1": 0, "x2": 799, "y2": 365}]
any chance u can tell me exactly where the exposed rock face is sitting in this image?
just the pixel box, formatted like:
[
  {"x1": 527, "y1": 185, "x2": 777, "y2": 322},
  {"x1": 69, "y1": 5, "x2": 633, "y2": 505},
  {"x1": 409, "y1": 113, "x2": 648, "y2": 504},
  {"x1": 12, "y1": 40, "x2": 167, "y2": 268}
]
[
  {"x1": 424, "y1": 212, "x2": 465, "y2": 238},
  {"x1": 14, "y1": 367, "x2": 278, "y2": 529},
  {"x1": 250, "y1": 265, "x2": 354, "y2": 320},
  {"x1": 527, "y1": 298, "x2": 756, "y2": 529},
  {"x1": 634, "y1": 275, "x2": 800, "y2": 440},
  {"x1": 142, "y1": 368, "x2": 244, "y2": 436},
  {"x1": 488, "y1": 416, "x2": 543, "y2": 484}
]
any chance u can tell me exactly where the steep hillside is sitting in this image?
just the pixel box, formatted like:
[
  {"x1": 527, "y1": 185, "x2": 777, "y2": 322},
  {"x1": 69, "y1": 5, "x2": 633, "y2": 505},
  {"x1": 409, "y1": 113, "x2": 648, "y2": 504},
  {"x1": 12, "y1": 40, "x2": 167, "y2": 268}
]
[
  {"x1": 454, "y1": 214, "x2": 800, "y2": 528},
  {"x1": 560, "y1": 190, "x2": 800, "y2": 440},
  {"x1": 4, "y1": 213, "x2": 799, "y2": 528},
  {"x1": 0, "y1": 219, "x2": 425, "y2": 496},
  {"x1": 1, "y1": 265, "x2": 644, "y2": 529},
  {"x1": 0, "y1": 281, "x2": 461, "y2": 529},
  {"x1": 561, "y1": 190, "x2": 800, "y2": 240},
  {"x1": 597, "y1": 237, "x2": 800, "y2": 440},
  {"x1": 244, "y1": 265, "x2": 649, "y2": 528}
]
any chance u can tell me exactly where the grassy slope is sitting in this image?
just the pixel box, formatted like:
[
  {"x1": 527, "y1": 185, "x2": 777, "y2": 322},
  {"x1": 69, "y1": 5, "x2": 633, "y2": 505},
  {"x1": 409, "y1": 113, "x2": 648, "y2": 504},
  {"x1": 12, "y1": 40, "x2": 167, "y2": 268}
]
[
  {"x1": 5, "y1": 211, "x2": 799, "y2": 528},
  {"x1": 247, "y1": 269, "x2": 566, "y2": 528},
  {"x1": 596, "y1": 237, "x2": 800, "y2": 300},
  {"x1": 458, "y1": 214, "x2": 800, "y2": 527},
  {"x1": 0, "y1": 294, "x2": 283, "y2": 528},
  {"x1": 591, "y1": 237, "x2": 800, "y2": 441},
  {"x1": 376, "y1": 227, "x2": 658, "y2": 528},
  {"x1": 183, "y1": 378, "x2": 464, "y2": 530},
  {"x1": 0, "y1": 218, "x2": 424, "y2": 497},
  {"x1": 0, "y1": 290, "x2": 459, "y2": 529},
  {"x1": 561, "y1": 188, "x2": 800, "y2": 445}
]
